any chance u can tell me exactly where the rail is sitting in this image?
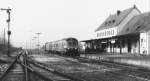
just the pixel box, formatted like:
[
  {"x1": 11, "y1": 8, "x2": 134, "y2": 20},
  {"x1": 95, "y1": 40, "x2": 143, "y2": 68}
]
[
  {"x1": 26, "y1": 56, "x2": 85, "y2": 81},
  {"x1": 17, "y1": 59, "x2": 54, "y2": 81},
  {"x1": 0, "y1": 51, "x2": 23, "y2": 80}
]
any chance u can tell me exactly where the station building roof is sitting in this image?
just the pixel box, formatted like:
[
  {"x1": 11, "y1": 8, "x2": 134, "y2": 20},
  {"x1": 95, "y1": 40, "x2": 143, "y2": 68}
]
[
  {"x1": 82, "y1": 12, "x2": 150, "y2": 42},
  {"x1": 95, "y1": 5, "x2": 140, "y2": 32},
  {"x1": 117, "y1": 12, "x2": 150, "y2": 36},
  {"x1": 82, "y1": 6, "x2": 150, "y2": 42}
]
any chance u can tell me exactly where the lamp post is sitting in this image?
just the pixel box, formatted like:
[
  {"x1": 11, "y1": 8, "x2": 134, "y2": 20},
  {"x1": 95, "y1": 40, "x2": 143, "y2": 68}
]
[
  {"x1": 1, "y1": 7, "x2": 11, "y2": 57},
  {"x1": 35, "y1": 33, "x2": 41, "y2": 54}
]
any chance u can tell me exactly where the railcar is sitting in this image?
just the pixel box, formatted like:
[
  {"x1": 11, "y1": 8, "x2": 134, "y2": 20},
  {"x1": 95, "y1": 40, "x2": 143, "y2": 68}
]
[{"x1": 45, "y1": 37, "x2": 80, "y2": 56}]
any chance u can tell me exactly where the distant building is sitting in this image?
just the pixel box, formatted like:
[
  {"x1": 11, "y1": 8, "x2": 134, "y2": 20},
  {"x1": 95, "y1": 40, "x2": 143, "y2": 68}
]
[
  {"x1": 119, "y1": 12, "x2": 150, "y2": 55},
  {"x1": 95, "y1": 5, "x2": 141, "y2": 39},
  {"x1": 94, "y1": 5, "x2": 141, "y2": 54},
  {"x1": 82, "y1": 5, "x2": 150, "y2": 55}
]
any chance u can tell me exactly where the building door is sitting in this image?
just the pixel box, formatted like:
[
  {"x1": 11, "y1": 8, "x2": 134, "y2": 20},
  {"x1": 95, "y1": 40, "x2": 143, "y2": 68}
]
[
  {"x1": 101, "y1": 43, "x2": 107, "y2": 52},
  {"x1": 128, "y1": 41, "x2": 131, "y2": 53}
]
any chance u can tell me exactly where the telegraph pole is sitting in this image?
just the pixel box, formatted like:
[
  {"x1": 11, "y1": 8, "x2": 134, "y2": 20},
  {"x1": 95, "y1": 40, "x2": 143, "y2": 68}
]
[
  {"x1": 3, "y1": 28, "x2": 5, "y2": 48},
  {"x1": 1, "y1": 8, "x2": 11, "y2": 57},
  {"x1": 35, "y1": 33, "x2": 41, "y2": 54},
  {"x1": 33, "y1": 36, "x2": 37, "y2": 54},
  {"x1": 33, "y1": 36, "x2": 37, "y2": 49}
]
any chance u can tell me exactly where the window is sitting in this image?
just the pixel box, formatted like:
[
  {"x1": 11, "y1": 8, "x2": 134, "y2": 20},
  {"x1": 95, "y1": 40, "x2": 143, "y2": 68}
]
[
  {"x1": 126, "y1": 28, "x2": 129, "y2": 32},
  {"x1": 112, "y1": 30, "x2": 114, "y2": 35},
  {"x1": 136, "y1": 26, "x2": 141, "y2": 30},
  {"x1": 109, "y1": 21, "x2": 111, "y2": 24},
  {"x1": 105, "y1": 22, "x2": 108, "y2": 25},
  {"x1": 107, "y1": 31, "x2": 108, "y2": 36},
  {"x1": 112, "y1": 20, "x2": 115, "y2": 23},
  {"x1": 111, "y1": 30, "x2": 113, "y2": 35},
  {"x1": 108, "y1": 31, "x2": 110, "y2": 36}
]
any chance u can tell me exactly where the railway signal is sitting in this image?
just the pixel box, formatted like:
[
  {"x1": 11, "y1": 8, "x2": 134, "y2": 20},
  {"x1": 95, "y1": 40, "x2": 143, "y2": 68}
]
[{"x1": 1, "y1": 7, "x2": 11, "y2": 57}]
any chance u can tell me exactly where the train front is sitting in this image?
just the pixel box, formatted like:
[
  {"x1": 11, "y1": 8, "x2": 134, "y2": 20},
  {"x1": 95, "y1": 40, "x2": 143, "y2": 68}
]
[{"x1": 66, "y1": 38, "x2": 79, "y2": 56}]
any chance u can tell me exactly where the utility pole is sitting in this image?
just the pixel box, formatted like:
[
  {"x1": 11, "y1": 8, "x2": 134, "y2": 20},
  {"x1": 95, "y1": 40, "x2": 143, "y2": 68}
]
[
  {"x1": 35, "y1": 33, "x2": 41, "y2": 54},
  {"x1": 1, "y1": 7, "x2": 11, "y2": 57},
  {"x1": 3, "y1": 28, "x2": 5, "y2": 48},
  {"x1": 33, "y1": 36, "x2": 37, "y2": 54}
]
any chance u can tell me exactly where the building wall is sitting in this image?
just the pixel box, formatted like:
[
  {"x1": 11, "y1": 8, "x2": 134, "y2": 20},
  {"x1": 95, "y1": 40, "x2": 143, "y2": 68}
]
[
  {"x1": 94, "y1": 7, "x2": 142, "y2": 55},
  {"x1": 139, "y1": 31, "x2": 150, "y2": 55},
  {"x1": 148, "y1": 31, "x2": 150, "y2": 54},
  {"x1": 131, "y1": 40, "x2": 139, "y2": 54},
  {"x1": 140, "y1": 32, "x2": 147, "y2": 55},
  {"x1": 117, "y1": 9, "x2": 141, "y2": 33}
]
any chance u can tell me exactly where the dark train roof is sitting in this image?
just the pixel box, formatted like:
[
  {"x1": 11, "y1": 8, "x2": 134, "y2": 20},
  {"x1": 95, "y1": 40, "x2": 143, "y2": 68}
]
[
  {"x1": 47, "y1": 37, "x2": 78, "y2": 43},
  {"x1": 63, "y1": 37, "x2": 78, "y2": 41}
]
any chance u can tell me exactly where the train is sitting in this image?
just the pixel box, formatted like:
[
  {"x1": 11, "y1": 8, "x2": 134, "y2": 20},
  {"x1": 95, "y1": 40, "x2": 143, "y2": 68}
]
[{"x1": 45, "y1": 37, "x2": 80, "y2": 56}]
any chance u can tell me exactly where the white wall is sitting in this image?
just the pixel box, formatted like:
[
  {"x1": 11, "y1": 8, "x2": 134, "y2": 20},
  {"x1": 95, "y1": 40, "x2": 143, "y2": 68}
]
[
  {"x1": 147, "y1": 30, "x2": 150, "y2": 54},
  {"x1": 140, "y1": 32, "x2": 147, "y2": 55}
]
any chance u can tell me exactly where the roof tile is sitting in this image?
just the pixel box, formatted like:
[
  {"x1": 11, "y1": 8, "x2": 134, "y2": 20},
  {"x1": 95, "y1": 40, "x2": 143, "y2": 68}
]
[
  {"x1": 95, "y1": 6, "x2": 136, "y2": 32},
  {"x1": 117, "y1": 12, "x2": 150, "y2": 35}
]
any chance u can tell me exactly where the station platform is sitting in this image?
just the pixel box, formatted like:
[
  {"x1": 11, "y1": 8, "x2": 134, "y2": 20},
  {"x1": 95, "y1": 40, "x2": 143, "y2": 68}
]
[{"x1": 80, "y1": 53, "x2": 150, "y2": 69}]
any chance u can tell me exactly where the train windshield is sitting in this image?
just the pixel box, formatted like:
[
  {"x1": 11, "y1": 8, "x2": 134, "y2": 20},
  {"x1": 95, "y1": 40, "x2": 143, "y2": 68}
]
[{"x1": 67, "y1": 38, "x2": 78, "y2": 46}]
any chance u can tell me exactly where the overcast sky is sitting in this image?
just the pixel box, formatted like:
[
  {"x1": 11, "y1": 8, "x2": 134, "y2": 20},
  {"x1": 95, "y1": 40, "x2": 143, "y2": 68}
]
[{"x1": 0, "y1": 0, "x2": 149, "y2": 48}]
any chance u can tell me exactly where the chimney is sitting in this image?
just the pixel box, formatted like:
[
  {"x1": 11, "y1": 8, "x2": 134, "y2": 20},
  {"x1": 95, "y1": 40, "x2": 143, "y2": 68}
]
[
  {"x1": 133, "y1": 4, "x2": 136, "y2": 8},
  {"x1": 117, "y1": 10, "x2": 121, "y2": 16}
]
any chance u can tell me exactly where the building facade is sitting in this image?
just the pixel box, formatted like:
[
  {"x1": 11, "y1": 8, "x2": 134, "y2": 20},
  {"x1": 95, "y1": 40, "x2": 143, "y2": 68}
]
[
  {"x1": 82, "y1": 5, "x2": 150, "y2": 55},
  {"x1": 95, "y1": 5, "x2": 141, "y2": 54}
]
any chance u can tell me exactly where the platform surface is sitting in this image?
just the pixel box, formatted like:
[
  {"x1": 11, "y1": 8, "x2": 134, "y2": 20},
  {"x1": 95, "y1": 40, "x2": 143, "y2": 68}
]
[{"x1": 81, "y1": 53, "x2": 150, "y2": 69}]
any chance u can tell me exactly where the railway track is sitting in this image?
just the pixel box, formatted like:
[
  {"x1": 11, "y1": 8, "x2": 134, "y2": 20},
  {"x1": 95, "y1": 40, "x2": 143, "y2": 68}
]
[
  {"x1": 0, "y1": 51, "x2": 24, "y2": 81},
  {"x1": 4, "y1": 51, "x2": 149, "y2": 81},
  {"x1": 29, "y1": 53, "x2": 150, "y2": 81},
  {"x1": 26, "y1": 56, "x2": 85, "y2": 81},
  {"x1": 75, "y1": 56, "x2": 150, "y2": 81},
  {"x1": 0, "y1": 51, "x2": 85, "y2": 81}
]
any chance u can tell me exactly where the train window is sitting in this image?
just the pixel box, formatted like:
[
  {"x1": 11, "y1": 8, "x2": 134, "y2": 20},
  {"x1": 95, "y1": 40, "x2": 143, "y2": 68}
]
[
  {"x1": 68, "y1": 41, "x2": 72, "y2": 46},
  {"x1": 73, "y1": 42, "x2": 77, "y2": 46}
]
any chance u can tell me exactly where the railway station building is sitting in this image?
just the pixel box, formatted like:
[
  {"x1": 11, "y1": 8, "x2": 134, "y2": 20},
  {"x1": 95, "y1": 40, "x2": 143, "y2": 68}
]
[{"x1": 82, "y1": 5, "x2": 150, "y2": 55}]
